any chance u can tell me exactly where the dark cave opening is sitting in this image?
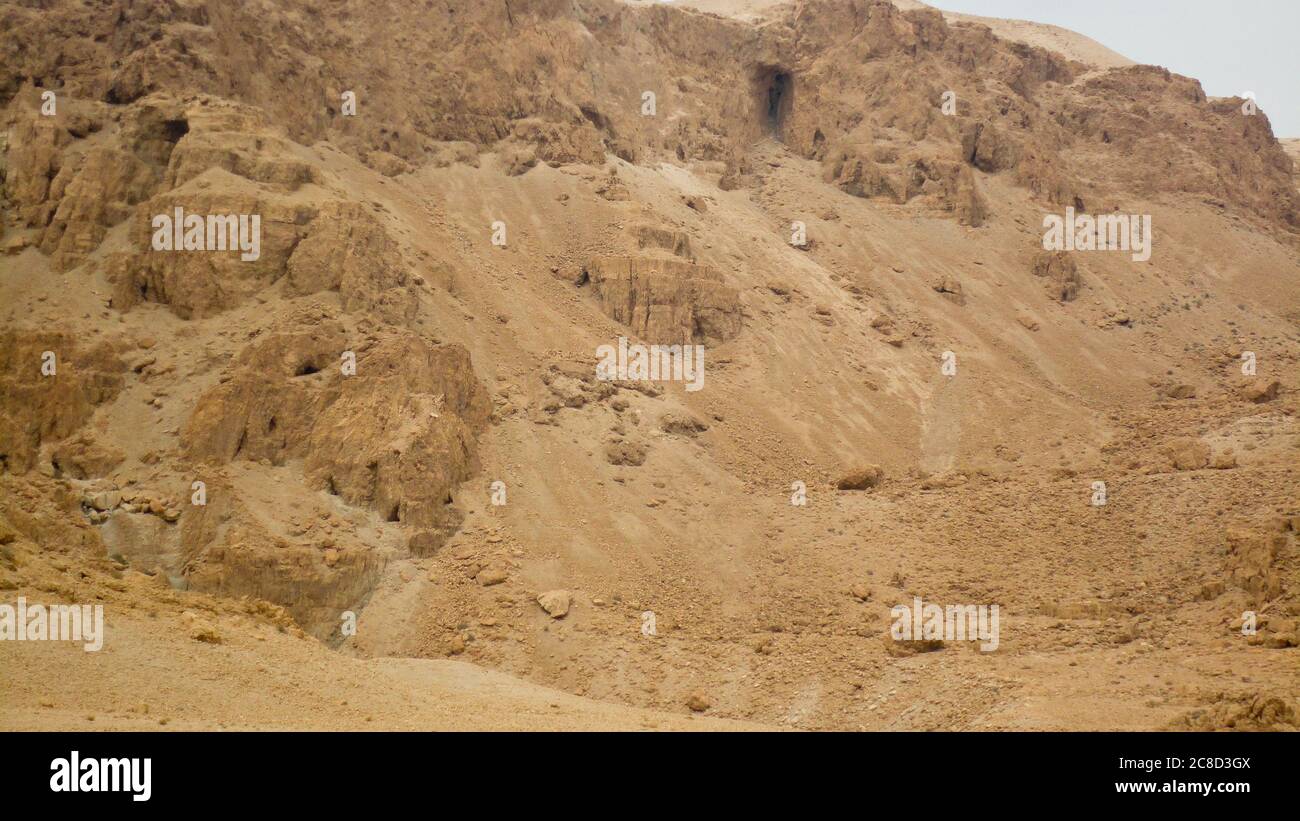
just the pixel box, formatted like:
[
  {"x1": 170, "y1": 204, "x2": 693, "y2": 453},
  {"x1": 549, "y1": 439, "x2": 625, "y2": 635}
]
[
  {"x1": 162, "y1": 118, "x2": 190, "y2": 143},
  {"x1": 756, "y1": 66, "x2": 794, "y2": 138}
]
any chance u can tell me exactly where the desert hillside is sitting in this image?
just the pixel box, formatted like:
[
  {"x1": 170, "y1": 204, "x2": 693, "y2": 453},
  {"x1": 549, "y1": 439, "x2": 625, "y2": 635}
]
[
  {"x1": 1, "y1": 0, "x2": 1296, "y2": 731},
  {"x1": 653, "y1": 0, "x2": 1135, "y2": 67}
]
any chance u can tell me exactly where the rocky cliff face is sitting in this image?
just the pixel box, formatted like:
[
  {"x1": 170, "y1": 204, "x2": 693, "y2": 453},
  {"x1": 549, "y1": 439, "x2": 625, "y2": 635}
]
[
  {"x1": 5, "y1": 1, "x2": 1295, "y2": 235},
  {"x1": 0, "y1": 330, "x2": 127, "y2": 474},
  {"x1": 581, "y1": 256, "x2": 743, "y2": 344}
]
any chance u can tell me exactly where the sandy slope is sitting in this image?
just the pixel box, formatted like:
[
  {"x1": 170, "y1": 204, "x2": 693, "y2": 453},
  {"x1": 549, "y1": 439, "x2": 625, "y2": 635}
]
[
  {"x1": 0, "y1": 608, "x2": 756, "y2": 731},
  {"x1": 328, "y1": 142, "x2": 1298, "y2": 730}
]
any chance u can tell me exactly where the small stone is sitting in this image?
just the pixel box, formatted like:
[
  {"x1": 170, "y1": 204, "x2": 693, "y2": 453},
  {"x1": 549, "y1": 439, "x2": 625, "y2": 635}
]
[
  {"x1": 1164, "y1": 438, "x2": 1210, "y2": 471},
  {"x1": 477, "y1": 566, "x2": 508, "y2": 586},
  {"x1": 90, "y1": 491, "x2": 120, "y2": 511},
  {"x1": 181, "y1": 611, "x2": 222, "y2": 644},
  {"x1": 536, "y1": 589, "x2": 572, "y2": 619},
  {"x1": 3, "y1": 235, "x2": 31, "y2": 255}
]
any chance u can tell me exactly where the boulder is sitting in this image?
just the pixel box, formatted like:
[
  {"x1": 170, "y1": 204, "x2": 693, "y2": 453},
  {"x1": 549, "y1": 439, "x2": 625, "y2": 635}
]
[
  {"x1": 1164, "y1": 438, "x2": 1210, "y2": 471},
  {"x1": 836, "y1": 465, "x2": 884, "y2": 490},
  {"x1": 1240, "y1": 379, "x2": 1281, "y2": 403}
]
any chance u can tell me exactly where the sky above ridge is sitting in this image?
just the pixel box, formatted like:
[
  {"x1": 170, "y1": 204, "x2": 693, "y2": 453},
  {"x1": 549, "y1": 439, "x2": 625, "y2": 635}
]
[{"x1": 931, "y1": 0, "x2": 1299, "y2": 137}]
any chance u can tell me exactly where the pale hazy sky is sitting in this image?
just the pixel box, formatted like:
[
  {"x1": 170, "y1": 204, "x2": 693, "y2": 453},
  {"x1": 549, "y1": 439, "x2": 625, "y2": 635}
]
[{"x1": 929, "y1": 0, "x2": 1299, "y2": 137}]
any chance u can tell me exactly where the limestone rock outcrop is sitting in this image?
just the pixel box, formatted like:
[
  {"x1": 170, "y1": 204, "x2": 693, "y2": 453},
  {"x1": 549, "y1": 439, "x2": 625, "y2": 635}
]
[
  {"x1": 0, "y1": 331, "x2": 127, "y2": 474},
  {"x1": 579, "y1": 256, "x2": 742, "y2": 345},
  {"x1": 184, "y1": 310, "x2": 491, "y2": 533}
]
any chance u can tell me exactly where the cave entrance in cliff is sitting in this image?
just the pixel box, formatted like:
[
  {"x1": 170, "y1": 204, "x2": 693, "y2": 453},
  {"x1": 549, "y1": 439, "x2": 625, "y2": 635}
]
[{"x1": 756, "y1": 66, "x2": 793, "y2": 139}]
